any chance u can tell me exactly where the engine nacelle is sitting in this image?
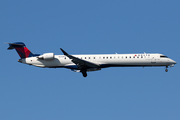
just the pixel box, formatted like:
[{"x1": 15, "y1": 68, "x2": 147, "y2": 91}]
[{"x1": 37, "y1": 53, "x2": 55, "y2": 60}]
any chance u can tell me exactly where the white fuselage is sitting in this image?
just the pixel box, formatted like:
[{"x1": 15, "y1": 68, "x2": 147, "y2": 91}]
[{"x1": 19, "y1": 53, "x2": 176, "y2": 70}]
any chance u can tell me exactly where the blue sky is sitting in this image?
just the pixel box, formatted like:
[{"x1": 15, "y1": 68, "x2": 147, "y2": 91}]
[{"x1": 1, "y1": 0, "x2": 180, "y2": 120}]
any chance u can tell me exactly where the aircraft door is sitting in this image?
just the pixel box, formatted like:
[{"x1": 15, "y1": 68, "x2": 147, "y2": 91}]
[{"x1": 151, "y1": 56, "x2": 156, "y2": 63}]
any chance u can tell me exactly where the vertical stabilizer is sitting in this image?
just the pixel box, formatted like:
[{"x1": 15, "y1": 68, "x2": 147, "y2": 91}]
[{"x1": 7, "y1": 42, "x2": 36, "y2": 58}]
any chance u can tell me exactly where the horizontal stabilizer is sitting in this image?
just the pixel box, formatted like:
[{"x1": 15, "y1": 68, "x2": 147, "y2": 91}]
[
  {"x1": 7, "y1": 42, "x2": 25, "y2": 50},
  {"x1": 7, "y1": 46, "x2": 15, "y2": 50}
]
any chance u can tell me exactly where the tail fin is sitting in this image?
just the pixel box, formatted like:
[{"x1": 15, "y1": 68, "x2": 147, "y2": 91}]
[{"x1": 7, "y1": 42, "x2": 37, "y2": 59}]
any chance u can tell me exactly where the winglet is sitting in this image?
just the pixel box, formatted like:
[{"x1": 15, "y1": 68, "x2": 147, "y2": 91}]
[{"x1": 60, "y1": 48, "x2": 69, "y2": 56}]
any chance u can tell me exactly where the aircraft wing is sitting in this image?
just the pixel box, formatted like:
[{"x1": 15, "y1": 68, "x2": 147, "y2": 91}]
[{"x1": 60, "y1": 48, "x2": 99, "y2": 68}]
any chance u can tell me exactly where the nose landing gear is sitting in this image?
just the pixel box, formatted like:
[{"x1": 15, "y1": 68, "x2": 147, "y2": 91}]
[{"x1": 165, "y1": 66, "x2": 168, "y2": 72}]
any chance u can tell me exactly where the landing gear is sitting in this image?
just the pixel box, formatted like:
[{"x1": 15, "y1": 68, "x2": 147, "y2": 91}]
[
  {"x1": 80, "y1": 68, "x2": 87, "y2": 77},
  {"x1": 82, "y1": 71, "x2": 87, "y2": 77},
  {"x1": 165, "y1": 66, "x2": 168, "y2": 72}
]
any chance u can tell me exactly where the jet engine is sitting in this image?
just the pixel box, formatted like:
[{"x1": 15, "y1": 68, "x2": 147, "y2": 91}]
[{"x1": 37, "y1": 53, "x2": 55, "y2": 60}]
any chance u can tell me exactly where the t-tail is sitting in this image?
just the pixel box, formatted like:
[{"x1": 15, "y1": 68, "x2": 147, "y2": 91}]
[{"x1": 7, "y1": 42, "x2": 39, "y2": 59}]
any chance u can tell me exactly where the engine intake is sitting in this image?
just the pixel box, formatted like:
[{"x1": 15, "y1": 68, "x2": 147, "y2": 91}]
[{"x1": 37, "y1": 53, "x2": 55, "y2": 60}]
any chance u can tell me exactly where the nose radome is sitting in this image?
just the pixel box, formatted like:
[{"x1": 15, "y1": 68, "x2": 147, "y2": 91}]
[{"x1": 171, "y1": 59, "x2": 177, "y2": 64}]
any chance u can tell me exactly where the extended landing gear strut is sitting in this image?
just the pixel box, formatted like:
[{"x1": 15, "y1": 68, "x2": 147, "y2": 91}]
[
  {"x1": 165, "y1": 66, "x2": 168, "y2": 72},
  {"x1": 80, "y1": 68, "x2": 87, "y2": 77}
]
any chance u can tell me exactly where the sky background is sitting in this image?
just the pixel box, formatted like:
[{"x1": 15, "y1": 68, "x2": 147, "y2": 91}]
[{"x1": 0, "y1": 0, "x2": 180, "y2": 120}]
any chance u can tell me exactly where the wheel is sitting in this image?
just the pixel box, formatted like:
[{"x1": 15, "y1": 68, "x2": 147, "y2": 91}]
[
  {"x1": 82, "y1": 72, "x2": 87, "y2": 77},
  {"x1": 165, "y1": 69, "x2": 168, "y2": 72}
]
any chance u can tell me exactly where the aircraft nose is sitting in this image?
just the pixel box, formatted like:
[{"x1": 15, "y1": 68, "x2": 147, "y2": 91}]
[
  {"x1": 171, "y1": 59, "x2": 177, "y2": 64},
  {"x1": 173, "y1": 61, "x2": 177, "y2": 64}
]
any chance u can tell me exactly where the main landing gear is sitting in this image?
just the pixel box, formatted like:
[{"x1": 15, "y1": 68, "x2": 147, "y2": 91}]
[
  {"x1": 82, "y1": 71, "x2": 87, "y2": 77},
  {"x1": 80, "y1": 68, "x2": 87, "y2": 77},
  {"x1": 165, "y1": 66, "x2": 168, "y2": 72}
]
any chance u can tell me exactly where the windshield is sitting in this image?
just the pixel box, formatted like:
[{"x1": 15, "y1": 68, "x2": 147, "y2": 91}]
[{"x1": 160, "y1": 55, "x2": 168, "y2": 58}]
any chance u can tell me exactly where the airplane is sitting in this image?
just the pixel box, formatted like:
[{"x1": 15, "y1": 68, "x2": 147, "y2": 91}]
[{"x1": 7, "y1": 42, "x2": 176, "y2": 77}]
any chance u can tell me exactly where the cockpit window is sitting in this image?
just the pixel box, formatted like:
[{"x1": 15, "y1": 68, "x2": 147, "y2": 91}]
[{"x1": 160, "y1": 55, "x2": 168, "y2": 58}]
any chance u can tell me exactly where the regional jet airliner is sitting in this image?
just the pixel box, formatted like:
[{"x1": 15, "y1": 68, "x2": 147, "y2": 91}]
[{"x1": 7, "y1": 42, "x2": 176, "y2": 77}]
